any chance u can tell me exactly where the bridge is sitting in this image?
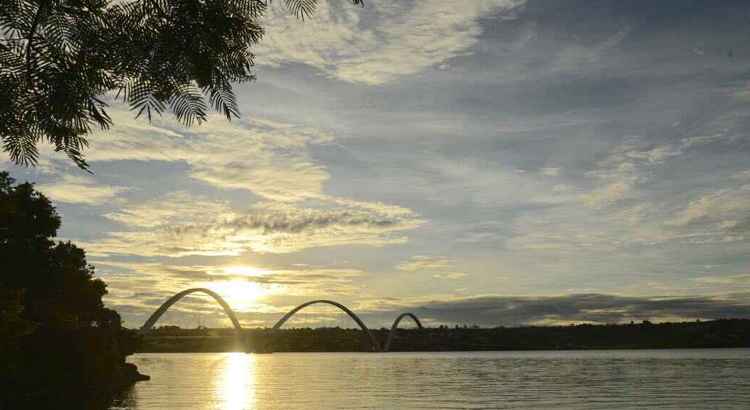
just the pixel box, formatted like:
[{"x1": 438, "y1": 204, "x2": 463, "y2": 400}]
[
  {"x1": 141, "y1": 288, "x2": 424, "y2": 352},
  {"x1": 141, "y1": 288, "x2": 242, "y2": 332},
  {"x1": 272, "y1": 299, "x2": 382, "y2": 352},
  {"x1": 384, "y1": 312, "x2": 423, "y2": 352}
]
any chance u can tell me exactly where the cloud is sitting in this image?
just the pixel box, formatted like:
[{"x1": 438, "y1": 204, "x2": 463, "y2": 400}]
[
  {"x1": 94, "y1": 259, "x2": 371, "y2": 326},
  {"x1": 103, "y1": 279, "x2": 750, "y2": 327},
  {"x1": 36, "y1": 175, "x2": 128, "y2": 205},
  {"x1": 432, "y1": 272, "x2": 468, "y2": 280},
  {"x1": 540, "y1": 167, "x2": 560, "y2": 177},
  {"x1": 11, "y1": 110, "x2": 334, "y2": 203},
  {"x1": 579, "y1": 181, "x2": 633, "y2": 209},
  {"x1": 87, "y1": 192, "x2": 423, "y2": 256},
  {"x1": 508, "y1": 126, "x2": 750, "y2": 255},
  {"x1": 396, "y1": 255, "x2": 467, "y2": 280},
  {"x1": 256, "y1": 0, "x2": 525, "y2": 84},
  {"x1": 19, "y1": 105, "x2": 426, "y2": 260},
  {"x1": 551, "y1": 25, "x2": 633, "y2": 73},
  {"x1": 732, "y1": 170, "x2": 750, "y2": 180},
  {"x1": 668, "y1": 186, "x2": 750, "y2": 229},
  {"x1": 397, "y1": 255, "x2": 454, "y2": 272},
  {"x1": 694, "y1": 274, "x2": 750, "y2": 286},
  {"x1": 79, "y1": 112, "x2": 333, "y2": 202},
  {"x1": 579, "y1": 140, "x2": 682, "y2": 209},
  {"x1": 403, "y1": 156, "x2": 576, "y2": 207},
  {"x1": 98, "y1": 260, "x2": 366, "y2": 291},
  {"x1": 403, "y1": 293, "x2": 750, "y2": 326},
  {"x1": 10, "y1": 0, "x2": 750, "y2": 331}
]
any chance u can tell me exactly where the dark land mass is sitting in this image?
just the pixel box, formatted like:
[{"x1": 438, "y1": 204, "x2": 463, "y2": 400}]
[{"x1": 137, "y1": 319, "x2": 750, "y2": 353}]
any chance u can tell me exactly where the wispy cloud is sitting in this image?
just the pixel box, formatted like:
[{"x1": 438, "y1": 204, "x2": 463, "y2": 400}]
[
  {"x1": 580, "y1": 140, "x2": 682, "y2": 209},
  {"x1": 87, "y1": 192, "x2": 423, "y2": 256},
  {"x1": 668, "y1": 186, "x2": 750, "y2": 230},
  {"x1": 36, "y1": 175, "x2": 128, "y2": 205},
  {"x1": 397, "y1": 255, "x2": 455, "y2": 272},
  {"x1": 256, "y1": 0, "x2": 525, "y2": 84},
  {"x1": 19, "y1": 106, "x2": 425, "y2": 258},
  {"x1": 396, "y1": 255, "x2": 467, "y2": 280},
  {"x1": 81, "y1": 112, "x2": 333, "y2": 202}
]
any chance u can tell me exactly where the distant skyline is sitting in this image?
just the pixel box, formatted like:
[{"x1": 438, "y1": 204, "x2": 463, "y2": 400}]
[{"x1": 5, "y1": 0, "x2": 750, "y2": 328}]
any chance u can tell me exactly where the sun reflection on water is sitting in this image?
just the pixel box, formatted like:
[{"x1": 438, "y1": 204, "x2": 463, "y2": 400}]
[{"x1": 217, "y1": 352, "x2": 254, "y2": 410}]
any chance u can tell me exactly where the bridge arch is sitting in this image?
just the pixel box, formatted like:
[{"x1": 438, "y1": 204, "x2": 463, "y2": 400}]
[
  {"x1": 272, "y1": 300, "x2": 381, "y2": 352},
  {"x1": 140, "y1": 288, "x2": 242, "y2": 332},
  {"x1": 384, "y1": 312, "x2": 423, "y2": 352}
]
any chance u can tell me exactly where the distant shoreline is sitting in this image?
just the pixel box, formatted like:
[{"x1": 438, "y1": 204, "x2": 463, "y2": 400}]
[
  {"x1": 134, "y1": 318, "x2": 750, "y2": 353},
  {"x1": 133, "y1": 347, "x2": 750, "y2": 353}
]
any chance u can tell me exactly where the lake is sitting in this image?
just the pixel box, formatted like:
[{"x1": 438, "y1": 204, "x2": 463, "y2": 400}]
[{"x1": 109, "y1": 350, "x2": 750, "y2": 409}]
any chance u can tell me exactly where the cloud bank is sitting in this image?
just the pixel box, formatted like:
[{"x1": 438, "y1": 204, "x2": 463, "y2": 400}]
[{"x1": 390, "y1": 293, "x2": 750, "y2": 327}]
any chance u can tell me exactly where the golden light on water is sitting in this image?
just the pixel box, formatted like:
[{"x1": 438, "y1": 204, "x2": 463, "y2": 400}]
[{"x1": 217, "y1": 353, "x2": 254, "y2": 410}]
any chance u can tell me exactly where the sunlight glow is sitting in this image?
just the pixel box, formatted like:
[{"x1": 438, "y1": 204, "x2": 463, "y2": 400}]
[
  {"x1": 217, "y1": 353, "x2": 254, "y2": 410},
  {"x1": 204, "y1": 280, "x2": 268, "y2": 312},
  {"x1": 222, "y1": 265, "x2": 270, "y2": 277}
]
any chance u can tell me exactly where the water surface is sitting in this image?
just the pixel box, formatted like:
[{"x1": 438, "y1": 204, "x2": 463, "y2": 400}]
[{"x1": 110, "y1": 349, "x2": 750, "y2": 409}]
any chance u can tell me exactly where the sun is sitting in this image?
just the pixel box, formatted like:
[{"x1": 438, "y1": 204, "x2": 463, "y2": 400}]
[{"x1": 203, "y1": 280, "x2": 267, "y2": 312}]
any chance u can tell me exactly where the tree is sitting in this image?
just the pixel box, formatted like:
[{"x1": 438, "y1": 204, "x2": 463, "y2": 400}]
[
  {"x1": 0, "y1": 0, "x2": 364, "y2": 169},
  {"x1": 0, "y1": 171, "x2": 146, "y2": 406},
  {"x1": 0, "y1": 288, "x2": 36, "y2": 379},
  {"x1": 0, "y1": 171, "x2": 109, "y2": 327}
]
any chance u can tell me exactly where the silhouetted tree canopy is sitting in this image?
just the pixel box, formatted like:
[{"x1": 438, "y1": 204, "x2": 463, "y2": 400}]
[
  {"x1": 0, "y1": 0, "x2": 364, "y2": 169},
  {"x1": 0, "y1": 171, "x2": 110, "y2": 327},
  {"x1": 1, "y1": 171, "x2": 142, "y2": 406}
]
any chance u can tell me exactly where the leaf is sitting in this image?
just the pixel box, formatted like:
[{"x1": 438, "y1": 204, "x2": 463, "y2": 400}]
[
  {"x1": 204, "y1": 80, "x2": 240, "y2": 120},
  {"x1": 168, "y1": 82, "x2": 207, "y2": 126}
]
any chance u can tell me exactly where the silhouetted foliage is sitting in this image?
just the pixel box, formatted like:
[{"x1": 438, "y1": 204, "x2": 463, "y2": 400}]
[
  {"x1": 0, "y1": 288, "x2": 36, "y2": 379},
  {"x1": 137, "y1": 320, "x2": 750, "y2": 353},
  {"x1": 0, "y1": 171, "x2": 110, "y2": 326},
  {"x1": 0, "y1": 0, "x2": 364, "y2": 169},
  {"x1": 0, "y1": 171, "x2": 145, "y2": 408}
]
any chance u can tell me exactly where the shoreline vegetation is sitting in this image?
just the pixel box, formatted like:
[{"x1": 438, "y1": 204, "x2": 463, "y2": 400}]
[{"x1": 137, "y1": 319, "x2": 750, "y2": 353}]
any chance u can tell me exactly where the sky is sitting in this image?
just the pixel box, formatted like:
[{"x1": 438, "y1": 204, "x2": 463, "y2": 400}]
[{"x1": 5, "y1": 0, "x2": 750, "y2": 328}]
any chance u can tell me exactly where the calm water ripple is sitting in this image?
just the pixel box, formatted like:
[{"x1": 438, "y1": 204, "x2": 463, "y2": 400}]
[{"x1": 109, "y1": 349, "x2": 750, "y2": 409}]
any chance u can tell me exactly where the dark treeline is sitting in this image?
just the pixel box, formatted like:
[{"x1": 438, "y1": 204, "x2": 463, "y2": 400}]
[{"x1": 139, "y1": 319, "x2": 750, "y2": 353}]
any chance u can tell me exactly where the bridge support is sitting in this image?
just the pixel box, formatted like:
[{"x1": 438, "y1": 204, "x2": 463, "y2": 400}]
[{"x1": 384, "y1": 313, "x2": 423, "y2": 352}]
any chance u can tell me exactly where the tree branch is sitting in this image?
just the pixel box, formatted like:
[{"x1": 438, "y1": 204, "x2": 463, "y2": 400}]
[{"x1": 25, "y1": 0, "x2": 46, "y2": 85}]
